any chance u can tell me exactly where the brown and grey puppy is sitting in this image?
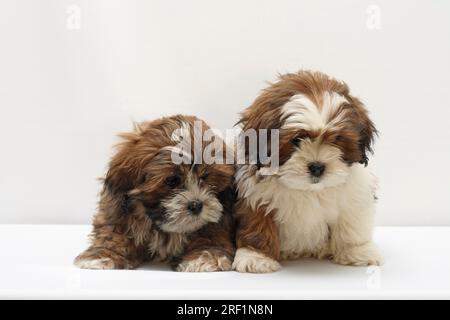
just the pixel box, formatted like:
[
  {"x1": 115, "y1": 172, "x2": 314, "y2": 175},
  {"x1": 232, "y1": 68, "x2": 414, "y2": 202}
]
[
  {"x1": 232, "y1": 71, "x2": 383, "y2": 273},
  {"x1": 75, "y1": 115, "x2": 235, "y2": 272}
]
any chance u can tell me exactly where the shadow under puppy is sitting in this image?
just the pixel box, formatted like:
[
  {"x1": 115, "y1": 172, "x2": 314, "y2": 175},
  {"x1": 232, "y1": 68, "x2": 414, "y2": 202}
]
[
  {"x1": 232, "y1": 70, "x2": 383, "y2": 273},
  {"x1": 75, "y1": 115, "x2": 235, "y2": 271}
]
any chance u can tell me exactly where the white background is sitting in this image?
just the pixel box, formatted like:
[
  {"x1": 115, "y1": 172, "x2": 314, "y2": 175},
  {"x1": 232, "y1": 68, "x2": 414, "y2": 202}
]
[{"x1": 0, "y1": 0, "x2": 449, "y2": 225}]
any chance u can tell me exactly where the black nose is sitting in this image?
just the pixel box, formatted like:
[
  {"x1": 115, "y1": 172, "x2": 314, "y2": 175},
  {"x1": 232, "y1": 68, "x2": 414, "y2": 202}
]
[
  {"x1": 187, "y1": 200, "x2": 203, "y2": 215},
  {"x1": 308, "y1": 162, "x2": 326, "y2": 177}
]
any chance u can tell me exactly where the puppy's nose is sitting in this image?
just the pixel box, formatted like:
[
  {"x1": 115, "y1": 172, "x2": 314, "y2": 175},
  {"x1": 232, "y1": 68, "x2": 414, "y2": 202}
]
[
  {"x1": 187, "y1": 200, "x2": 203, "y2": 215},
  {"x1": 308, "y1": 162, "x2": 326, "y2": 177}
]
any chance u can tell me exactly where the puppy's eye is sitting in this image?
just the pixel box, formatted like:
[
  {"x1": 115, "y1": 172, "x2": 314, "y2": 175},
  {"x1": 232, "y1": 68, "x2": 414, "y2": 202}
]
[
  {"x1": 334, "y1": 135, "x2": 344, "y2": 143},
  {"x1": 292, "y1": 132, "x2": 308, "y2": 146},
  {"x1": 292, "y1": 136, "x2": 303, "y2": 146},
  {"x1": 165, "y1": 175, "x2": 180, "y2": 188},
  {"x1": 200, "y1": 173, "x2": 209, "y2": 181}
]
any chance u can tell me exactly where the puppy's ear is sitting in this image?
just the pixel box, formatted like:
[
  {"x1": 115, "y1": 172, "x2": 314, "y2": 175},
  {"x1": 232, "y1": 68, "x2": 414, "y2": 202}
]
[
  {"x1": 351, "y1": 98, "x2": 378, "y2": 166},
  {"x1": 103, "y1": 133, "x2": 145, "y2": 213},
  {"x1": 104, "y1": 153, "x2": 138, "y2": 195}
]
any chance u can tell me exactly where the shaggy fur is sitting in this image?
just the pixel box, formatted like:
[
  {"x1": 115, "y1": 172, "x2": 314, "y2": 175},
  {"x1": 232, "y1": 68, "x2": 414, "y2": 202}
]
[
  {"x1": 75, "y1": 115, "x2": 236, "y2": 272},
  {"x1": 232, "y1": 71, "x2": 383, "y2": 273}
]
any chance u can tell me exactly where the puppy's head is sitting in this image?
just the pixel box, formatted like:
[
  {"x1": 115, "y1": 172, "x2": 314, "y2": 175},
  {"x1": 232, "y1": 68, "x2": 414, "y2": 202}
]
[
  {"x1": 104, "y1": 115, "x2": 234, "y2": 233},
  {"x1": 240, "y1": 71, "x2": 377, "y2": 191}
]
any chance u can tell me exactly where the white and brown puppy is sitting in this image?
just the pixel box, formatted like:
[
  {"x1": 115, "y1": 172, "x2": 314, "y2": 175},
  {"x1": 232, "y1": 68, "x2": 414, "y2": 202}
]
[
  {"x1": 75, "y1": 115, "x2": 235, "y2": 272},
  {"x1": 232, "y1": 71, "x2": 383, "y2": 273}
]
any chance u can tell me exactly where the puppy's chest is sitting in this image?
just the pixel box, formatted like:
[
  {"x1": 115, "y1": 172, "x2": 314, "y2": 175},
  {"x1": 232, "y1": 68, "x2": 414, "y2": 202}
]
[
  {"x1": 129, "y1": 205, "x2": 190, "y2": 261},
  {"x1": 146, "y1": 228, "x2": 189, "y2": 262},
  {"x1": 257, "y1": 185, "x2": 340, "y2": 254}
]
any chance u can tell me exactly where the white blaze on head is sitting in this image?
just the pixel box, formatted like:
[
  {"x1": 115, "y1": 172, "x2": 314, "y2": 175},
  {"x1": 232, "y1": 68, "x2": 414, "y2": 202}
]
[{"x1": 281, "y1": 92, "x2": 348, "y2": 131}]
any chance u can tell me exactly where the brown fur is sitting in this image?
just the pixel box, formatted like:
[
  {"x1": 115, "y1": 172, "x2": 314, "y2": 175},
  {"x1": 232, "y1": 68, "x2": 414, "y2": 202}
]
[
  {"x1": 75, "y1": 115, "x2": 236, "y2": 271},
  {"x1": 234, "y1": 199, "x2": 280, "y2": 261}
]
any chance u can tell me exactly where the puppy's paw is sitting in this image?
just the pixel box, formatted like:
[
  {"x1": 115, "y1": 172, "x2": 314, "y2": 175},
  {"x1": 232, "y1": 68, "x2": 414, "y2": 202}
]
[
  {"x1": 333, "y1": 242, "x2": 383, "y2": 266},
  {"x1": 74, "y1": 249, "x2": 134, "y2": 270},
  {"x1": 176, "y1": 250, "x2": 232, "y2": 272},
  {"x1": 280, "y1": 251, "x2": 310, "y2": 260},
  {"x1": 74, "y1": 256, "x2": 117, "y2": 269},
  {"x1": 232, "y1": 248, "x2": 281, "y2": 273}
]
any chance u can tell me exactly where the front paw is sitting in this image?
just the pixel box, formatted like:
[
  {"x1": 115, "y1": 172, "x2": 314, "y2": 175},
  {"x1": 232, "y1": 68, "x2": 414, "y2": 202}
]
[
  {"x1": 74, "y1": 248, "x2": 134, "y2": 270},
  {"x1": 74, "y1": 256, "x2": 117, "y2": 269},
  {"x1": 333, "y1": 242, "x2": 383, "y2": 266},
  {"x1": 176, "y1": 250, "x2": 232, "y2": 272},
  {"x1": 232, "y1": 248, "x2": 281, "y2": 273}
]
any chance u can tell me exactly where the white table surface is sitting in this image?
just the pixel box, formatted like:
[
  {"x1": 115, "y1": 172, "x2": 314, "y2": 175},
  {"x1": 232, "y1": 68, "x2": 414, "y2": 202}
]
[{"x1": 0, "y1": 225, "x2": 449, "y2": 299}]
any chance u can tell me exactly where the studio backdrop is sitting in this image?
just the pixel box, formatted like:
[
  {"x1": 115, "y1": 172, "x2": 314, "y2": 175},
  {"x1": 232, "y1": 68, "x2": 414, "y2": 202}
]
[{"x1": 0, "y1": 0, "x2": 449, "y2": 225}]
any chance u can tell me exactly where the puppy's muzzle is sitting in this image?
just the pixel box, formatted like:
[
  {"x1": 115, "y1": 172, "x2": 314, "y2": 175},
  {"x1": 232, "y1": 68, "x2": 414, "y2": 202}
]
[
  {"x1": 187, "y1": 200, "x2": 203, "y2": 215},
  {"x1": 308, "y1": 162, "x2": 326, "y2": 178}
]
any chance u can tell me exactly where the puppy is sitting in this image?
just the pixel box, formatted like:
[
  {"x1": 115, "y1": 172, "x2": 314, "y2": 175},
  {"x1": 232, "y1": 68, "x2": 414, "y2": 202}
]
[
  {"x1": 232, "y1": 71, "x2": 383, "y2": 273},
  {"x1": 75, "y1": 115, "x2": 235, "y2": 272}
]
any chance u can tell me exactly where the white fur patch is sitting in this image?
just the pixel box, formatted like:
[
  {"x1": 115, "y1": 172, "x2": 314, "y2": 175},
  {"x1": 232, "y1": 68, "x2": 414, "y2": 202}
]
[
  {"x1": 235, "y1": 164, "x2": 260, "y2": 199},
  {"x1": 232, "y1": 248, "x2": 281, "y2": 273},
  {"x1": 176, "y1": 251, "x2": 232, "y2": 272},
  {"x1": 281, "y1": 92, "x2": 348, "y2": 131},
  {"x1": 333, "y1": 242, "x2": 383, "y2": 266},
  {"x1": 74, "y1": 257, "x2": 116, "y2": 270}
]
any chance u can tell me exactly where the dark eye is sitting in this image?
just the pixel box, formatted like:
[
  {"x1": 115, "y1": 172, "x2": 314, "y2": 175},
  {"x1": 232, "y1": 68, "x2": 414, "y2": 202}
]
[
  {"x1": 165, "y1": 175, "x2": 180, "y2": 188},
  {"x1": 292, "y1": 132, "x2": 308, "y2": 146},
  {"x1": 292, "y1": 136, "x2": 303, "y2": 146},
  {"x1": 200, "y1": 173, "x2": 209, "y2": 181},
  {"x1": 334, "y1": 135, "x2": 344, "y2": 143}
]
